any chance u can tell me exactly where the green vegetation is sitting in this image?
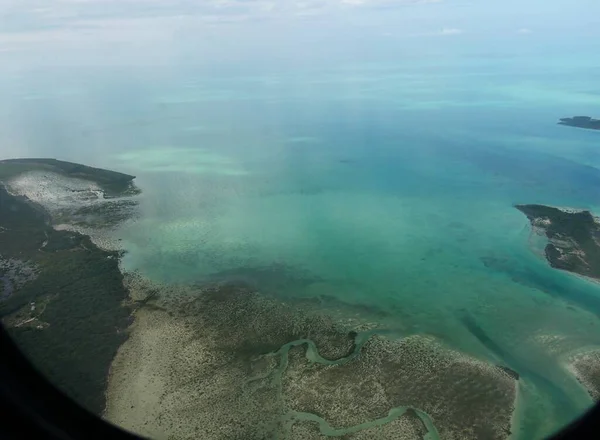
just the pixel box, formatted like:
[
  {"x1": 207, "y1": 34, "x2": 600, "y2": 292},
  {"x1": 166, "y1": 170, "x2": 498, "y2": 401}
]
[
  {"x1": 558, "y1": 116, "x2": 600, "y2": 131},
  {"x1": 0, "y1": 158, "x2": 138, "y2": 196},
  {"x1": 0, "y1": 161, "x2": 137, "y2": 414},
  {"x1": 516, "y1": 204, "x2": 600, "y2": 279}
]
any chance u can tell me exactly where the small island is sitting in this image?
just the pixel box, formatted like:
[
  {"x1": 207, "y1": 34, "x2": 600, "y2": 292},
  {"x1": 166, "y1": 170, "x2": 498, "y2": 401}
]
[
  {"x1": 558, "y1": 116, "x2": 600, "y2": 131},
  {"x1": 517, "y1": 204, "x2": 600, "y2": 402},
  {"x1": 516, "y1": 204, "x2": 600, "y2": 280}
]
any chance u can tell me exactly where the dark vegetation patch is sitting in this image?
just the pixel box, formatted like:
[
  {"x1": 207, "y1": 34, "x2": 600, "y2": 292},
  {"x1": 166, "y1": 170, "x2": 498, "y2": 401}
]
[
  {"x1": 497, "y1": 366, "x2": 520, "y2": 381},
  {"x1": 0, "y1": 158, "x2": 138, "y2": 196},
  {"x1": 516, "y1": 204, "x2": 600, "y2": 281},
  {"x1": 558, "y1": 116, "x2": 600, "y2": 131},
  {"x1": 172, "y1": 282, "x2": 358, "y2": 362},
  {"x1": 0, "y1": 162, "x2": 136, "y2": 414}
]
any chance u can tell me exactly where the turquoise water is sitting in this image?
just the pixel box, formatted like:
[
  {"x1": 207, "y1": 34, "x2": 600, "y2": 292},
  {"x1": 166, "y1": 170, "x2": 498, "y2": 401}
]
[{"x1": 2, "y1": 53, "x2": 600, "y2": 437}]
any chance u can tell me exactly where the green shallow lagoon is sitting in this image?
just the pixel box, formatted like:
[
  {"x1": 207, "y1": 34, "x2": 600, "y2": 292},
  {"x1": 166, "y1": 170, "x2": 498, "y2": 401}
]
[
  {"x1": 114, "y1": 143, "x2": 600, "y2": 438},
  {"x1": 3, "y1": 51, "x2": 600, "y2": 438}
]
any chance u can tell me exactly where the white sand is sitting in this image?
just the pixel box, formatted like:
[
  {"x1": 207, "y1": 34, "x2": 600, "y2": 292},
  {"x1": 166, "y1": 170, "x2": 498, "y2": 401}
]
[
  {"x1": 563, "y1": 349, "x2": 600, "y2": 401},
  {"x1": 104, "y1": 308, "x2": 175, "y2": 439},
  {"x1": 104, "y1": 306, "x2": 275, "y2": 440},
  {"x1": 103, "y1": 286, "x2": 519, "y2": 440}
]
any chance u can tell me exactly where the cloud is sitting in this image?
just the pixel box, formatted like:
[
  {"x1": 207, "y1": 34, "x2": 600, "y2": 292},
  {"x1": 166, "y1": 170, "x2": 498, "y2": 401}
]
[
  {"x1": 0, "y1": 0, "x2": 446, "y2": 50},
  {"x1": 439, "y1": 27, "x2": 463, "y2": 35},
  {"x1": 406, "y1": 26, "x2": 464, "y2": 38},
  {"x1": 516, "y1": 28, "x2": 533, "y2": 34},
  {"x1": 341, "y1": 0, "x2": 441, "y2": 6},
  {"x1": 0, "y1": 0, "x2": 444, "y2": 31}
]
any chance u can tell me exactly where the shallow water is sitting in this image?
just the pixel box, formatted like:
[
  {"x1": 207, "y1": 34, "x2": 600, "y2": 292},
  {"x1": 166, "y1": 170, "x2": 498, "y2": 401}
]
[
  {"x1": 2, "y1": 53, "x2": 600, "y2": 438},
  {"x1": 260, "y1": 335, "x2": 437, "y2": 438}
]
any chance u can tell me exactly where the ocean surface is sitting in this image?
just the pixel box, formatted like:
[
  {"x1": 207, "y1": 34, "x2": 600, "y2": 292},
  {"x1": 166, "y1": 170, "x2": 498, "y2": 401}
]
[{"x1": 2, "y1": 51, "x2": 600, "y2": 438}]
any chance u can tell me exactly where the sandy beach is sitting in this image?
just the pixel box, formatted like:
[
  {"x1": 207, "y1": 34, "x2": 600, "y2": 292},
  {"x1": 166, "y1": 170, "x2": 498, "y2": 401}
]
[{"x1": 563, "y1": 349, "x2": 600, "y2": 401}]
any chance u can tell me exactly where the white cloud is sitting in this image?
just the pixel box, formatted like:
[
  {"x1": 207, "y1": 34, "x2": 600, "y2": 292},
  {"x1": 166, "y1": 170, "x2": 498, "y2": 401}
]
[
  {"x1": 407, "y1": 27, "x2": 464, "y2": 38},
  {"x1": 0, "y1": 0, "x2": 444, "y2": 27},
  {"x1": 517, "y1": 28, "x2": 533, "y2": 34},
  {"x1": 439, "y1": 27, "x2": 463, "y2": 35},
  {"x1": 341, "y1": 0, "x2": 441, "y2": 5},
  {"x1": 0, "y1": 0, "x2": 446, "y2": 49}
]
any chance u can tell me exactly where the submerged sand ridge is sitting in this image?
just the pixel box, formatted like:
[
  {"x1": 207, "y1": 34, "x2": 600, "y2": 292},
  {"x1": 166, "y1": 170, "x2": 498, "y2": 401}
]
[{"x1": 106, "y1": 279, "x2": 518, "y2": 440}]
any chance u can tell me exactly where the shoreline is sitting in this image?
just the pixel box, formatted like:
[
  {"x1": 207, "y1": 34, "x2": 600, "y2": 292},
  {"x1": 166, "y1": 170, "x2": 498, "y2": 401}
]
[
  {"x1": 0, "y1": 162, "x2": 139, "y2": 414},
  {"x1": 103, "y1": 273, "x2": 520, "y2": 440},
  {"x1": 560, "y1": 347, "x2": 600, "y2": 402},
  {"x1": 509, "y1": 382, "x2": 523, "y2": 440},
  {"x1": 0, "y1": 159, "x2": 532, "y2": 438},
  {"x1": 515, "y1": 204, "x2": 600, "y2": 283}
]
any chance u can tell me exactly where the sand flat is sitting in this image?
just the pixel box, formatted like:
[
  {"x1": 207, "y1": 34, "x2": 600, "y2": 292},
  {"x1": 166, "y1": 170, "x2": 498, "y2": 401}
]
[{"x1": 104, "y1": 283, "x2": 519, "y2": 440}]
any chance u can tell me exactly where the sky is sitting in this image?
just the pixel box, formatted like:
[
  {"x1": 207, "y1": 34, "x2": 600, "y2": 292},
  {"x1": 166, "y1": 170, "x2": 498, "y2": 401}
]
[{"x1": 0, "y1": 0, "x2": 599, "y2": 69}]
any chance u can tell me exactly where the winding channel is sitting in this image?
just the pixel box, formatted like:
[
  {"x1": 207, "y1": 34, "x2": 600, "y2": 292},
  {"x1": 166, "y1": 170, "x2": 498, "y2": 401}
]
[{"x1": 247, "y1": 332, "x2": 441, "y2": 440}]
